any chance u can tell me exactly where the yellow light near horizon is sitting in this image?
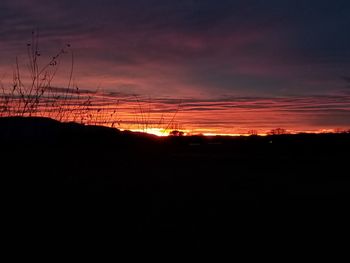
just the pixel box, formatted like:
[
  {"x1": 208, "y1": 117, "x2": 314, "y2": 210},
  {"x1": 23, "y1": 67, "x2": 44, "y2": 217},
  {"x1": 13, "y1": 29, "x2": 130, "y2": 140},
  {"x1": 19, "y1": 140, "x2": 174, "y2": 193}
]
[{"x1": 123, "y1": 128, "x2": 169, "y2": 137}]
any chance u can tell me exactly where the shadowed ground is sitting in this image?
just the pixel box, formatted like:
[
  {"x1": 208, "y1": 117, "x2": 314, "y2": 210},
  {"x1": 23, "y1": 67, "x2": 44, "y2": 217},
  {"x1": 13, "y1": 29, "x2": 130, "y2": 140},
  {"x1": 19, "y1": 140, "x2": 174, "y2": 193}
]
[{"x1": 1, "y1": 117, "x2": 349, "y2": 252}]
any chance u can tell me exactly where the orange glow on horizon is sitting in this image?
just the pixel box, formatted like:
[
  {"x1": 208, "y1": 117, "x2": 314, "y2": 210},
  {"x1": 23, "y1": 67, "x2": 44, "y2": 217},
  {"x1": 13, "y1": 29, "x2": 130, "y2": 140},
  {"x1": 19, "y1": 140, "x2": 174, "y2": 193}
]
[{"x1": 1, "y1": 88, "x2": 349, "y2": 136}]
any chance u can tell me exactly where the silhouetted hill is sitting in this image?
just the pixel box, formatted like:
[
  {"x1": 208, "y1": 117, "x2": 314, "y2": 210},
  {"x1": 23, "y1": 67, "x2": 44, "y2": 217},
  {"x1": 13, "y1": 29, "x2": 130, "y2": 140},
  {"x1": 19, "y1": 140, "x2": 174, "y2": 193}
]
[
  {"x1": 1, "y1": 117, "x2": 350, "y2": 251},
  {"x1": 0, "y1": 116, "x2": 158, "y2": 144}
]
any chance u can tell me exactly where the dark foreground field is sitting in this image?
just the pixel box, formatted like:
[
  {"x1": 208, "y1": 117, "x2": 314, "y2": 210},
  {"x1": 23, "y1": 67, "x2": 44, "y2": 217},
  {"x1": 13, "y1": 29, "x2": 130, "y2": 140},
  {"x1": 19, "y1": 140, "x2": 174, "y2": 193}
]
[{"x1": 1, "y1": 117, "x2": 350, "y2": 253}]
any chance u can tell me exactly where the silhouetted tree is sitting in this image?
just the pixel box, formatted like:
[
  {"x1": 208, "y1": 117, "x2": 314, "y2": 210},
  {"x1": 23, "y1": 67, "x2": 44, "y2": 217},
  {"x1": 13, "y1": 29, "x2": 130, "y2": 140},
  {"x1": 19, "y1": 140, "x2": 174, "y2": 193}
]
[
  {"x1": 169, "y1": 130, "x2": 184, "y2": 136},
  {"x1": 247, "y1": 130, "x2": 258, "y2": 136},
  {"x1": 268, "y1": 128, "x2": 288, "y2": 135}
]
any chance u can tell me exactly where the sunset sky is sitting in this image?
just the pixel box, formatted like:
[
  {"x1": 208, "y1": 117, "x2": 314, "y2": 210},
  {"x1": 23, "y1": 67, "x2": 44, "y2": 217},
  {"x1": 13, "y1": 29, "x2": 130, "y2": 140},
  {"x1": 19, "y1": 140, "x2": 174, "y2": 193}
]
[{"x1": 1, "y1": 0, "x2": 350, "y2": 134}]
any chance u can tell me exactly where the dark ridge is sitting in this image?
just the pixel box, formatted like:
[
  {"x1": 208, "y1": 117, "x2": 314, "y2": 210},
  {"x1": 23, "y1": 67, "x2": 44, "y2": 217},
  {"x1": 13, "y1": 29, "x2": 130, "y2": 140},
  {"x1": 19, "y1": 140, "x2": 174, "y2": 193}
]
[
  {"x1": 1, "y1": 116, "x2": 350, "y2": 251},
  {"x1": 0, "y1": 116, "x2": 157, "y2": 146}
]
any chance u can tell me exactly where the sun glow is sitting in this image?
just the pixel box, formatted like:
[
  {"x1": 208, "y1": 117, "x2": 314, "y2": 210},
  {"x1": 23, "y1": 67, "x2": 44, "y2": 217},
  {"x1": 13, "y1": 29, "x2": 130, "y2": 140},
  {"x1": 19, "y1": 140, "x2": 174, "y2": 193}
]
[
  {"x1": 1, "y1": 83, "x2": 349, "y2": 136},
  {"x1": 124, "y1": 128, "x2": 170, "y2": 137}
]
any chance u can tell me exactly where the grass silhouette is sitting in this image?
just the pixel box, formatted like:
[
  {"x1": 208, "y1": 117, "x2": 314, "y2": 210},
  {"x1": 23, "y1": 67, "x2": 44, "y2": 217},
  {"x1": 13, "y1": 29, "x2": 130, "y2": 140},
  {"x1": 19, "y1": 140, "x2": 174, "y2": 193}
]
[
  {"x1": 0, "y1": 32, "x2": 89, "y2": 122},
  {"x1": 0, "y1": 32, "x2": 182, "y2": 135}
]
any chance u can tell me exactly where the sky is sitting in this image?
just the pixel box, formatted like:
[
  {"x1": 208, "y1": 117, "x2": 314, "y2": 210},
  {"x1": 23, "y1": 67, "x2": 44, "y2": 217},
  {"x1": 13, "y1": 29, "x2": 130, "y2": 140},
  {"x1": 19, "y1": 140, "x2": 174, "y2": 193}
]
[{"x1": 1, "y1": 0, "x2": 350, "y2": 134}]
